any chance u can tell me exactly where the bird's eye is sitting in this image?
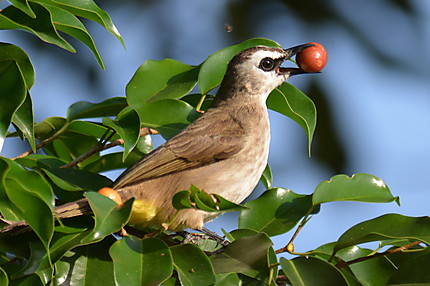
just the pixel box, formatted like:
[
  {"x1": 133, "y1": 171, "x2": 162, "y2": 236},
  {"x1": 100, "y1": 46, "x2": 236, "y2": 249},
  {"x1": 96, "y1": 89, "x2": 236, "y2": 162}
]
[{"x1": 259, "y1": 58, "x2": 275, "y2": 71}]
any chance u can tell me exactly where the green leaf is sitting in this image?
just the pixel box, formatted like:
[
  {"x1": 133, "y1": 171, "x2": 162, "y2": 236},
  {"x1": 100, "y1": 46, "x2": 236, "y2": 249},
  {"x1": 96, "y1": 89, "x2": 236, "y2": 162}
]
[
  {"x1": 43, "y1": 131, "x2": 99, "y2": 164},
  {"x1": 34, "y1": 116, "x2": 67, "y2": 140},
  {"x1": 45, "y1": 168, "x2": 112, "y2": 191},
  {"x1": 0, "y1": 60, "x2": 27, "y2": 148},
  {"x1": 11, "y1": 240, "x2": 51, "y2": 283},
  {"x1": 170, "y1": 244, "x2": 215, "y2": 286},
  {"x1": 11, "y1": 93, "x2": 36, "y2": 151},
  {"x1": 172, "y1": 186, "x2": 247, "y2": 213},
  {"x1": 260, "y1": 164, "x2": 272, "y2": 189},
  {"x1": 33, "y1": 0, "x2": 125, "y2": 48},
  {"x1": 55, "y1": 237, "x2": 117, "y2": 285},
  {"x1": 109, "y1": 237, "x2": 173, "y2": 286},
  {"x1": 81, "y1": 150, "x2": 144, "y2": 173},
  {"x1": 335, "y1": 245, "x2": 395, "y2": 286},
  {"x1": 133, "y1": 99, "x2": 199, "y2": 140},
  {"x1": 267, "y1": 82, "x2": 317, "y2": 155},
  {"x1": 102, "y1": 108, "x2": 140, "y2": 160},
  {"x1": 387, "y1": 250, "x2": 430, "y2": 285},
  {"x1": 67, "y1": 120, "x2": 118, "y2": 140},
  {"x1": 1, "y1": 158, "x2": 54, "y2": 249},
  {"x1": 0, "y1": 267, "x2": 8, "y2": 286},
  {"x1": 67, "y1": 97, "x2": 127, "y2": 121},
  {"x1": 210, "y1": 233, "x2": 272, "y2": 280},
  {"x1": 198, "y1": 38, "x2": 282, "y2": 94},
  {"x1": 215, "y1": 273, "x2": 241, "y2": 286},
  {"x1": 280, "y1": 256, "x2": 349, "y2": 286},
  {"x1": 40, "y1": 3, "x2": 105, "y2": 68},
  {"x1": 83, "y1": 192, "x2": 133, "y2": 243},
  {"x1": 15, "y1": 154, "x2": 67, "y2": 170},
  {"x1": 312, "y1": 173, "x2": 400, "y2": 206},
  {"x1": 9, "y1": 0, "x2": 36, "y2": 18},
  {"x1": 126, "y1": 59, "x2": 198, "y2": 104},
  {"x1": 239, "y1": 188, "x2": 317, "y2": 237},
  {"x1": 0, "y1": 43, "x2": 35, "y2": 88},
  {"x1": 334, "y1": 214, "x2": 430, "y2": 254},
  {"x1": 0, "y1": 159, "x2": 20, "y2": 221},
  {"x1": 0, "y1": 3, "x2": 75, "y2": 52}
]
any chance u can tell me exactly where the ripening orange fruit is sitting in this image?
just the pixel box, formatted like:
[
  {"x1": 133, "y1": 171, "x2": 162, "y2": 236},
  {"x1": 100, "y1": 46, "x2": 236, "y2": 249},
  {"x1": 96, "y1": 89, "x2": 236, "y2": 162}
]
[
  {"x1": 296, "y1": 42, "x2": 327, "y2": 73},
  {"x1": 97, "y1": 187, "x2": 123, "y2": 206}
]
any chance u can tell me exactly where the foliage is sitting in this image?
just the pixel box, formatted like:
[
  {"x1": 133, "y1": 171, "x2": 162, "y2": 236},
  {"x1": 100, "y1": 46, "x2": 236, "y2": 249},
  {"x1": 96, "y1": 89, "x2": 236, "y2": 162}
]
[{"x1": 0, "y1": 1, "x2": 429, "y2": 285}]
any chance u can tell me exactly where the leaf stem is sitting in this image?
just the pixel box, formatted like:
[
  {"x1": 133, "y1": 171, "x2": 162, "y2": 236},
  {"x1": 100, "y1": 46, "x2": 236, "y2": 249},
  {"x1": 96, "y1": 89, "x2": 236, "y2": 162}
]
[
  {"x1": 275, "y1": 205, "x2": 316, "y2": 254},
  {"x1": 195, "y1": 93, "x2": 206, "y2": 112}
]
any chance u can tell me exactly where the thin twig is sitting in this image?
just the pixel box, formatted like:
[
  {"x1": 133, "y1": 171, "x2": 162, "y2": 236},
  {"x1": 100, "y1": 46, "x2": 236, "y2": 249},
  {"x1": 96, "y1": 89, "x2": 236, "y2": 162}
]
[
  {"x1": 60, "y1": 127, "x2": 158, "y2": 169},
  {"x1": 336, "y1": 240, "x2": 422, "y2": 268},
  {"x1": 59, "y1": 138, "x2": 124, "y2": 169},
  {"x1": 275, "y1": 206, "x2": 315, "y2": 254},
  {"x1": 12, "y1": 123, "x2": 70, "y2": 160}
]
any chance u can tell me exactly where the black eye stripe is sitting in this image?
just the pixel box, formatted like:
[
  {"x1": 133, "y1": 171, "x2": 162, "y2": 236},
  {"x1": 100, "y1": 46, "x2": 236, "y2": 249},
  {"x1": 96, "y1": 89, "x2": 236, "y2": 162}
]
[{"x1": 259, "y1": 57, "x2": 276, "y2": 71}]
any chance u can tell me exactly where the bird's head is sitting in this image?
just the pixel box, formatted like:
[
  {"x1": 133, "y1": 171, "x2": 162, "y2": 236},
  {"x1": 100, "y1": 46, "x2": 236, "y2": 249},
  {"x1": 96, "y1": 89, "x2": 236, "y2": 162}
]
[{"x1": 222, "y1": 44, "x2": 313, "y2": 99}]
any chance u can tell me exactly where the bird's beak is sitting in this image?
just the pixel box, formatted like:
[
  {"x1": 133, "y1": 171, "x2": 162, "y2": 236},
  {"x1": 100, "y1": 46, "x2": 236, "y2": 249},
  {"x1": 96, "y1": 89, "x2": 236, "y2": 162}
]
[{"x1": 278, "y1": 43, "x2": 315, "y2": 76}]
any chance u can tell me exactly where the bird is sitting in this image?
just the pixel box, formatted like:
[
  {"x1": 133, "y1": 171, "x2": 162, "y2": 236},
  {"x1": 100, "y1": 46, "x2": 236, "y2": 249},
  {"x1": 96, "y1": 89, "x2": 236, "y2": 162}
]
[{"x1": 2, "y1": 43, "x2": 314, "y2": 233}]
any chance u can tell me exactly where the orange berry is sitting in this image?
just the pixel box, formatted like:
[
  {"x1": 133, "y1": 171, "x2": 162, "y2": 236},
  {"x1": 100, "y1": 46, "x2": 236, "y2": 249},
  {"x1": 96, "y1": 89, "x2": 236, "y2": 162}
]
[
  {"x1": 97, "y1": 187, "x2": 123, "y2": 206},
  {"x1": 296, "y1": 42, "x2": 327, "y2": 73}
]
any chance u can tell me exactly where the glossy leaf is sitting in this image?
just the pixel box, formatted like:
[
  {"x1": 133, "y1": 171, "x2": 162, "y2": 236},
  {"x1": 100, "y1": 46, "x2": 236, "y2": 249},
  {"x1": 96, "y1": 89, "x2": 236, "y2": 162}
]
[
  {"x1": 15, "y1": 154, "x2": 67, "y2": 170},
  {"x1": 210, "y1": 233, "x2": 272, "y2": 280},
  {"x1": 33, "y1": 0, "x2": 125, "y2": 47},
  {"x1": 215, "y1": 273, "x2": 241, "y2": 286},
  {"x1": 110, "y1": 237, "x2": 173, "y2": 286},
  {"x1": 81, "y1": 151, "x2": 144, "y2": 173},
  {"x1": 198, "y1": 38, "x2": 282, "y2": 94},
  {"x1": 67, "y1": 120, "x2": 118, "y2": 141},
  {"x1": 312, "y1": 173, "x2": 400, "y2": 206},
  {"x1": 2, "y1": 159, "x2": 54, "y2": 249},
  {"x1": 0, "y1": 61, "x2": 27, "y2": 148},
  {"x1": 12, "y1": 240, "x2": 52, "y2": 283},
  {"x1": 34, "y1": 117, "x2": 67, "y2": 140},
  {"x1": 133, "y1": 99, "x2": 199, "y2": 140},
  {"x1": 239, "y1": 188, "x2": 316, "y2": 237},
  {"x1": 0, "y1": 267, "x2": 8, "y2": 286},
  {"x1": 82, "y1": 192, "x2": 133, "y2": 243},
  {"x1": 40, "y1": 3, "x2": 105, "y2": 68},
  {"x1": 9, "y1": 0, "x2": 36, "y2": 17},
  {"x1": 55, "y1": 237, "x2": 117, "y2": 285},
  {"x1": 267, "y1": 82, "x2": 317, "y2": 155},
  {"x1": 336, "y1": 245, "x2": 395, "y2": 286},
  {"x1": 172, "y1": 186, "x2": 247, "y2": 213},
  {"x1": 260, "y1": 164, "x2": 272, "y2": 189},
  {"x1": 0, "y1": 159, "x2": 20, "y2": 221},
  {"x1": 67, "y1": 97, "x2": 127, "y2": 121},
  {"x1": 126, "y1": 59, "x2": 198, "y2": 104},
  {"x1": 170, "y1": 244, "x2": 215, "y2": 286},
  {"x1": 11, "y1": 93, "x2": 36, "y2": 151},
  {"x1": 280, "y1": 256, "x2": 348, "y2": 286},
  {"x1": 334, "y1": 214, "x2": 430, "y2": 254},
  {"x1": 102, "y1": 107, "x2": 140, "y2": 160},
  {"x1": 387, "y1": 250, "x2": 430, "y2": 285},
  {"x1": 0, "y1": 43, "x2": 35, "y2": 88},
  {"x1": 43, "y1": 131, "x2": 99, "y2": 165},
  {"x1": 44, "y1": 168, "x2": 112, "y2": 191},
  {"x1": 0, "y1": 3, "x2": 75, "y2": 52}
]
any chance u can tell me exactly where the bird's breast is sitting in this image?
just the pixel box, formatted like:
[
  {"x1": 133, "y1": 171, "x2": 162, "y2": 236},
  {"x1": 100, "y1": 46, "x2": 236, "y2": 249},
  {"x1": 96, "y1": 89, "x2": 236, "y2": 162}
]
[{"x1": 186, "y1": 105, "x2": 270, "y2": 204}]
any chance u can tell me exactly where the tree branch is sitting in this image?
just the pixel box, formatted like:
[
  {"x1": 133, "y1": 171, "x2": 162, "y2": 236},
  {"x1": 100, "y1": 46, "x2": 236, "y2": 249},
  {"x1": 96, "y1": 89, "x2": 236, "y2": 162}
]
[
  {"x1": 60, "y1": 127, "x2": 157, "y2": 169},
  {"x1": 336, "y1": 240, "x2": 423, "y2": 268}
]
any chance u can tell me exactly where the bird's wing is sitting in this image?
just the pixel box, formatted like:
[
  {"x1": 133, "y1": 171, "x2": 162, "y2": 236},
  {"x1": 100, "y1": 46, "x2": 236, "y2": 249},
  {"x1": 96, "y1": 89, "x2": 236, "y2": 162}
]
[{"x1": 112, "y1": 112, "x2": 247, "y2": 189}]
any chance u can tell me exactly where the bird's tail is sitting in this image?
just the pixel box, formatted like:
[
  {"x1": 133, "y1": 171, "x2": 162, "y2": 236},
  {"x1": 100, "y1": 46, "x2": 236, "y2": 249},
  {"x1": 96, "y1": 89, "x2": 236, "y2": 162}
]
[{"x1": 1, "y1": 198, "x2": 92, "y2": 234}]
